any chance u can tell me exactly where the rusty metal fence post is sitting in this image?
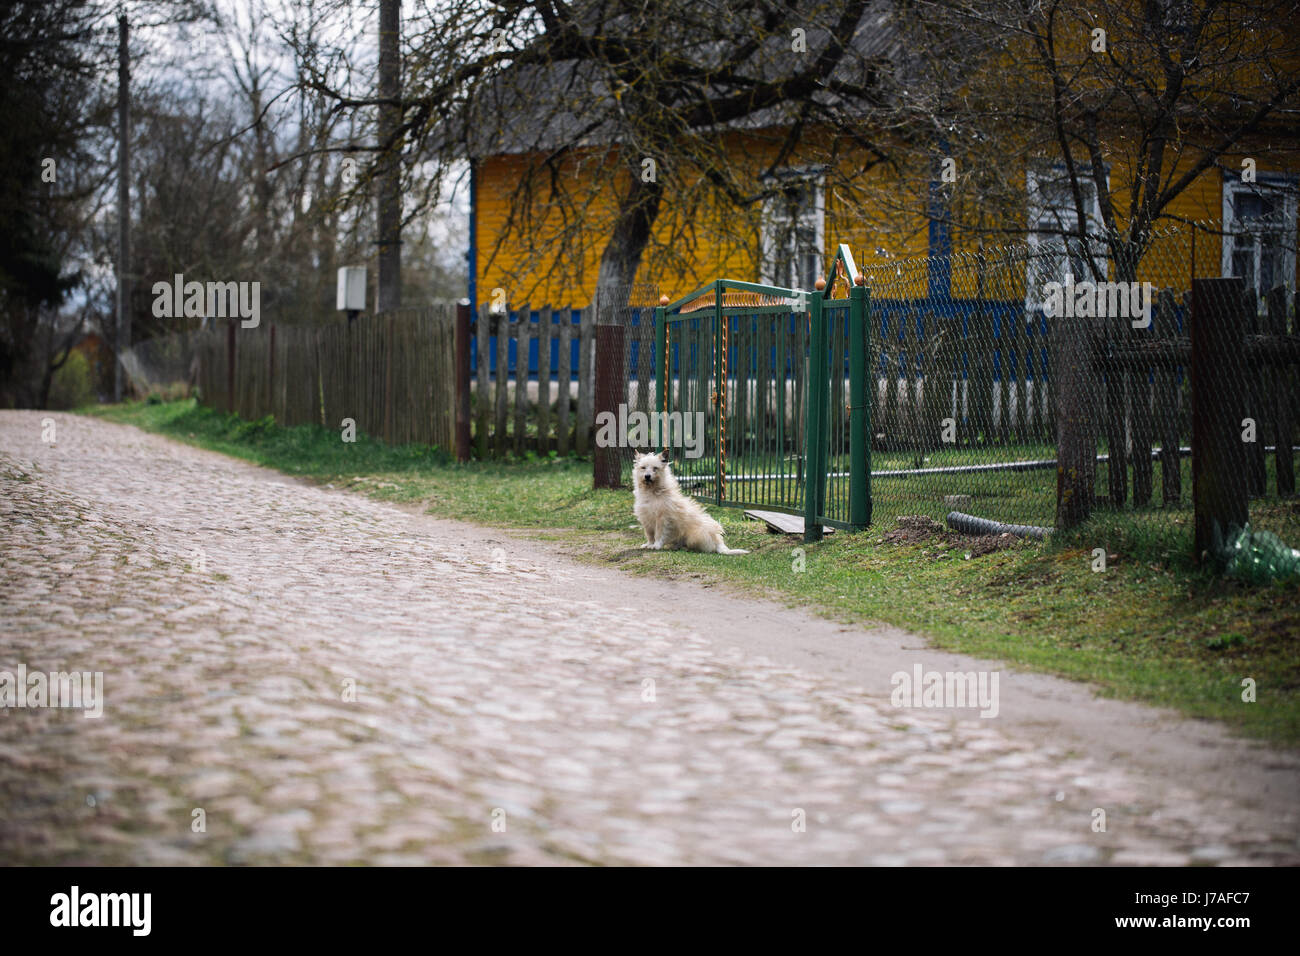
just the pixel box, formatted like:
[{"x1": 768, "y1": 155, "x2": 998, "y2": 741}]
[{"x1": 593, "y1": 323, "x2": 624, "y2": 489}]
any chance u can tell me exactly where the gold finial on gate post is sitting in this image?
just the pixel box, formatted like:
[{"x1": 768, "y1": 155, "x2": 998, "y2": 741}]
[
  {"x1": 659, "y1": 294, "x2": 669, "y2": 306},
  {"x1": 855, "y1": 272, "x2": 866, "y2": 286},
  {"x1": 814, "y1": 276, "x2": 827, "y2": 291}
]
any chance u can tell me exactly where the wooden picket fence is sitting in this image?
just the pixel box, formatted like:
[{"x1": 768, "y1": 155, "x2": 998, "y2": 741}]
[
  {"x1": 196, "y1": 307, "x2": 457, "y2": 449},
  {"x1": 194, "y1": 302, "x2": 663, "y2": 459},
  {"x1": 469, "y1": 305, "x2": 658, "y2": 458}
]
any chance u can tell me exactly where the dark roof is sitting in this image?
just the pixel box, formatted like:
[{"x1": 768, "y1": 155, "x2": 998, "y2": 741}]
[{"x1": 448, "y1": 0, "x2": 903, "y2": 158}]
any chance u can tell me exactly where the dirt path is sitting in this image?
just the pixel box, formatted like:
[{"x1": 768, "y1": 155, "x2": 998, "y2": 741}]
[{"x1": 1, "y1": 410, "x2": 1297, "y2": 865}]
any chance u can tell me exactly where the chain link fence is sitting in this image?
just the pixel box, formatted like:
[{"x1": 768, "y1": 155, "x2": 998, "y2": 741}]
[
  {"x1": 120, "y1": 331, "x2": 200, "y2": 398},
  {"x1": 591, "y1": 282, "x2": 660, "y2": 487},
  {"x1": 857, "y1": 225, "x2": 1298, "y2": 547}
]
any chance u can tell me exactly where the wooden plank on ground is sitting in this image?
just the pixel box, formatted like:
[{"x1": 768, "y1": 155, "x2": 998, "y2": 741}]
[{"x1": 742, "y1": 509, "x2": 835, "y2": 536}]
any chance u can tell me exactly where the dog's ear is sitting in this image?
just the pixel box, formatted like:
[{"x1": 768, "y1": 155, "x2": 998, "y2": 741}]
[{"x1": 658, "y1": 451, "x2": 671, "y2": 465}]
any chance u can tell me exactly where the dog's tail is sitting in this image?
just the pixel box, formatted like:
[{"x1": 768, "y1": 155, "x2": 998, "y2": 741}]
[{"x1": 717, "y1": 545, "x2": 749, "y2": 555}]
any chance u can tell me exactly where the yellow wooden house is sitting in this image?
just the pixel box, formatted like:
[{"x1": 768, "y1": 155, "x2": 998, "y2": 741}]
[{"x1": 467, "y1": 7, "x2": 1298, "y2": 317}]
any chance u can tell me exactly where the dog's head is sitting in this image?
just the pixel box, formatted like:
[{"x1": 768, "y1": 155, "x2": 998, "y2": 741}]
[{"x1": 631, "y1": 450, "x2": 672, "y2": 489}]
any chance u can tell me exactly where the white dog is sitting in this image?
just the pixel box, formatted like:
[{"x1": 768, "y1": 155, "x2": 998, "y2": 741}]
[{"x1": 631, "y1": 451, "x2": 749, "y2": 554}]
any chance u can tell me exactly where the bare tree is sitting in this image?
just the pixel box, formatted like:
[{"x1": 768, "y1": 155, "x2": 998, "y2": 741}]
[
  {"x1": 0, "y1": 0, "x2": 111, "y2": 407},
  {"x1": 893, "y1": 0, "x2": 1300, "y2": 525},
  {"x1": 289, "y1": 0, "x2": 905, "y2": 312},
  {"x1": 898, "y1": 0, "x2": 1300, "y2": 269}
]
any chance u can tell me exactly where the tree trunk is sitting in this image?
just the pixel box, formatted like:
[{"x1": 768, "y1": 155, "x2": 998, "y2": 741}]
[
  {"x1": 592, "y1": 168, "x2": 663, "y2": 320},
  {"x1": 38, "y1": 325, "x2": 79, "y2": 409},
  {"x1": 38, "y1": 319, "x2": 57, "y2": 409}
]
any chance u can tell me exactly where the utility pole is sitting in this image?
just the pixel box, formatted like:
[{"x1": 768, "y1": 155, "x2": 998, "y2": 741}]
[
  {"x1": 376, "y1": 0, "x2": 401, "y2": 312},
  {"x1": 114, "y1": 9, "x2": 131, "y2": 401}
]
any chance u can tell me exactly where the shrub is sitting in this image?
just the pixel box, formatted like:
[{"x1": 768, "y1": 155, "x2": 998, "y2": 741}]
[
  {"x1": 144, "y1": 381, "x2": 191, "y2": 403},
  {"x1": 47, "y1": 350, "x2": 96, "y2": 410}
]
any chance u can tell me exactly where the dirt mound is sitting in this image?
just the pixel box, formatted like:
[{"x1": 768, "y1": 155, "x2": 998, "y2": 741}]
[
  {"x1": 882, "y1": 514, "x2": 1025, "y2": 559},
  {"x1": 881, "y1": 515, "x2": 946, "y2": 545},
  {"x1": 965, "y1": 531, "x2": 1021, "y2": 558}
]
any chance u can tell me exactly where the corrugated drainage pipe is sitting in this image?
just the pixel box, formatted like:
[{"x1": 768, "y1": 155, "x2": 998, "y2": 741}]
[{"x1": 946, "y1": 511, "x2": 1052, "y2": 541}]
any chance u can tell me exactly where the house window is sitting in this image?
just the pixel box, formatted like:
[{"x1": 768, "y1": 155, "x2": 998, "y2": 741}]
[
  {"x1": 1153, "y1": 0, "x2": 1192, "y2": 34},
  {"x1": 760, "y1": 171, "x2": 824, "y2": 291},
  {"x1": 1025, "y1": 165, "x2": 1108, "y2": 315},
  {"x1": 1222, "y1": 173, "x2": 1297, "y2": 310}
]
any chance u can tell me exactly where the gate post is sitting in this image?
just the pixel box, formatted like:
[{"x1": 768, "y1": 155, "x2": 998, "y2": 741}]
[
  {"x1": 805, "y1": 281, "x2": 829, "y2": 542},
  {"x1": 849, "y1": 276, "x2": 872, "y2": 530},
  {"x1": 656, "y1": 296, "x2": 669, "y2": 451},
  {"x1": 714, "y1": 281, "x2": 724, "y2": 506}
]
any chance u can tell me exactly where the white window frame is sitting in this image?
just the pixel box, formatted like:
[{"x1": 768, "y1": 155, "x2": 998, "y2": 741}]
[
  {"x1": 1025, "y1": 164, "x2": 1109, "y2": 316},
  {"x1": 759, "y1": 168, "x2": 825, "y2": 291},
  {"x1": 1221, "y1": 171, "x2": 1297, "y2": 315}
]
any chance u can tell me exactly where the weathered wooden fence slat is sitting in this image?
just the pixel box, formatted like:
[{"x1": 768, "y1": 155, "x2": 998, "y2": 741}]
[
  {"x1": 576, "y1": 306, "x2": 594, "y2": 456},
  {"x1": 475, "y1": 304, "x2": 490, "y2": 458},
  {"x1": 557, "y1": 316, "x2": 572, "y2": 456},
  {"x1": 512, "y1": 314, "x2": 526, "y2": 457},
  {"x1": 537, "y1": 307, "x2": 553, "y2": 453}
]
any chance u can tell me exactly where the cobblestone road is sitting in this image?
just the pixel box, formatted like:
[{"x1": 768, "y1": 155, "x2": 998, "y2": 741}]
[{"x1": 1, "y1": 412, "x2": 1297, "y2": 865}]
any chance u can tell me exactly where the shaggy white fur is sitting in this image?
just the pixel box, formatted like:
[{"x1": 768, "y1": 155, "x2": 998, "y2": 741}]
[{"x1": 630, "y1": 451, "x2": 749, "y2": 555}]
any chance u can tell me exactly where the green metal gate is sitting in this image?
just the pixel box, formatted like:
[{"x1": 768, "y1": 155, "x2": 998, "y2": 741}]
[{"x1": 655, "y1": 244, "x2": 872, "y2": 541}]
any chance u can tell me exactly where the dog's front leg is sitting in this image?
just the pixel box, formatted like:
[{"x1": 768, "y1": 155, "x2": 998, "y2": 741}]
[
  {"x1": 639, "y1": 517, "x2": 657, "y2": 548},
  {"x1": 651, "y1": 526, "x2": 668, "y2": 550}
]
